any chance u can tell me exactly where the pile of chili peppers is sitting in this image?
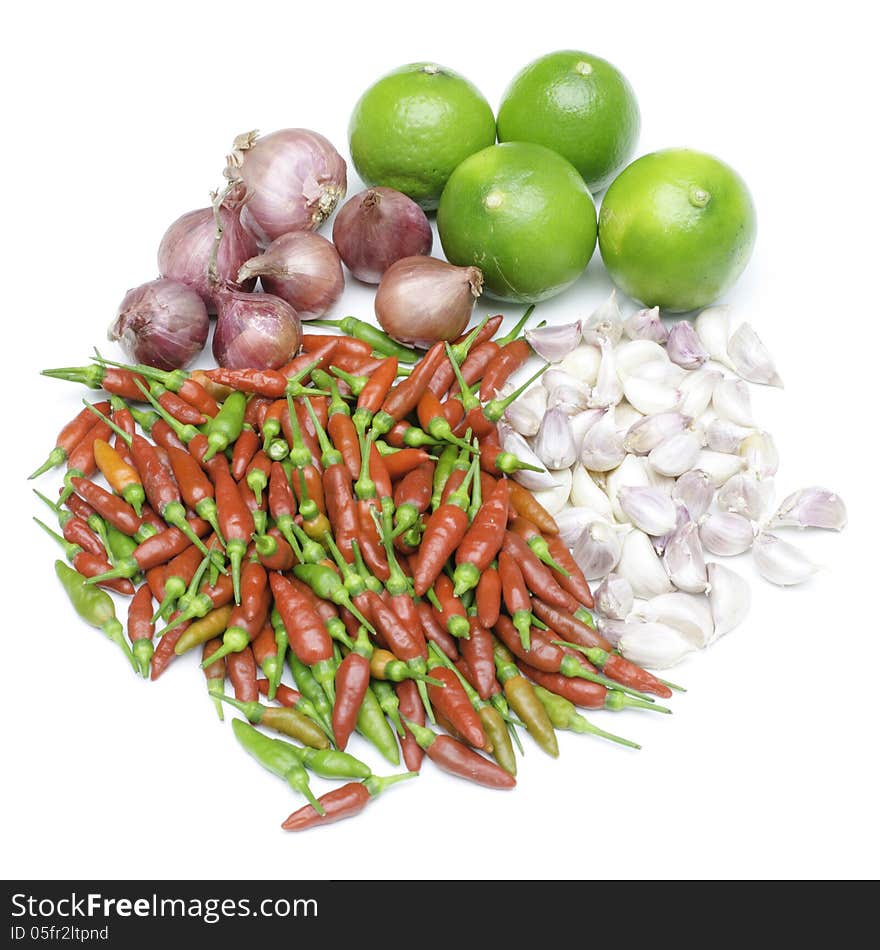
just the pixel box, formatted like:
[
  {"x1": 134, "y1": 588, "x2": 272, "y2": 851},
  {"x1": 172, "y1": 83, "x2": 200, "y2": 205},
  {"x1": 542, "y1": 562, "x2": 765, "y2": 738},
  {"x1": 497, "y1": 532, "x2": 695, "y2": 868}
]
[{"x1": 32, "y1": 313, "x2": 679, "y2": 831}]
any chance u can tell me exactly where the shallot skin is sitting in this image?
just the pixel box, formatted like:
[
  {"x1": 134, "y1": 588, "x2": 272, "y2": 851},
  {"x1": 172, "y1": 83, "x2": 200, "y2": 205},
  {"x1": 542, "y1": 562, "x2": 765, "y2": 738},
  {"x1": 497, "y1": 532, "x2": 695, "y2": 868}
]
[
  {"x1": 212, "y1": 288, "x2": 302, "y2": 370},
  {"x1": 227, "y1": 129, "x2": 347, "y2": 245},
  {"x1": 332, "y1": 187, "x2": 433, "y2": 284}
]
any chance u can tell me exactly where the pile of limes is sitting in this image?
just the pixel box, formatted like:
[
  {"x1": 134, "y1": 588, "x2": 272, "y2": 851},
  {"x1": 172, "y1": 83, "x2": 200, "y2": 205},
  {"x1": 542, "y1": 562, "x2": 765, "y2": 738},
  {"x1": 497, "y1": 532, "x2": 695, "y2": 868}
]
[{"x1": 348, "y1": 53, "x2": 756, "y2": 312}]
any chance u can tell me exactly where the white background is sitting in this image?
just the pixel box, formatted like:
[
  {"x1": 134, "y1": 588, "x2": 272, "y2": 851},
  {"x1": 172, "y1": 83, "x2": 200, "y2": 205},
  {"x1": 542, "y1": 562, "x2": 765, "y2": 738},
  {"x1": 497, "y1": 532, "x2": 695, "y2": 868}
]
[{"x1": 3, "y1": 0, "x2": 877, "y2": 881}]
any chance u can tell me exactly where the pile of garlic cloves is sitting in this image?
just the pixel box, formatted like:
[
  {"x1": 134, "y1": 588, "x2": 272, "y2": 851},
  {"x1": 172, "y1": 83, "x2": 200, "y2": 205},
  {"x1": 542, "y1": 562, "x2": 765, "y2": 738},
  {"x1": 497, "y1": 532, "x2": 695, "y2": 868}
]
[{"x1": 503, "y1": 294, "x2": 847, "y2": 668}]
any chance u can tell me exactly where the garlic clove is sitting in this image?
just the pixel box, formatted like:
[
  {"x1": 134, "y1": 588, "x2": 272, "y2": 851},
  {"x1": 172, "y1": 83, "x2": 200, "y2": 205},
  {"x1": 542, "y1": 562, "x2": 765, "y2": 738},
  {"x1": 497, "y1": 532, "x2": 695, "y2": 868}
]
[
  {"x1": 672, "y1": 469, "x2": 715, "y2": 521},
  {"x1": 648, "y1": 430, "x2": 702, "y2": 477},
  {"x1": 623, "y1": 411, "x2": 690, "y2": 455},
  {"x1": 678, "y1": 367, "x2": 723, "y2": 419},
  {"x1": 500, "y1": 430, "x2": 558, "y2": 491},
  {"x1": 739, "y1": 431, "x2": 779, "y2": 478},
  {"x1": 559, "y1": 343, "x2": 601, "y2": 386},
  {"x1": 650, "y1": 500, "x2": 690, "y2": 556},
  {"x1": 529, "y1": 467, "x2": 573, "y2": 516},
  {"x1": 613, "y1": 401, "x2": 644, "y2": 434},
  {"x1": 717, "y1": 472, "x2": 775, "y2": 522},
  {"x1": 580, "y1": 407, "x2": 626, "y2": 472},
  {"x1": 505, "y1": 399, "x2": 542, "y2": 437},
  {"x1": 618, "y1": 621, "x2": 696, "y2": 669},
  {"x1": 706, "y1": 417, "x2": 754, "y2": 453},
  {"x1": 707, "y1": 562, "x2": 751, "y2": 640},
  {"x1": 525, "y1": 320, "x2": 583, "y2": 363},
  {"x1": 569, "y1": 408, "x2": 605, "y2": 452},
  {"x1": 615, "y1": 339, "x2": 670, "y2": 382},
  {"x1": 727, "y1": 322, "x2": 783, "y2": 387},
  {"x1": 605, "y1": 454, "x2": 653, "y2": 522},
  {"x1": 588, "y1": 335, "x2": 624, "y2": 408},
  {"x1": 572, "y1": 520, "x2": 625, "y2": 580},
  {"x1": 595, "y1": 616, "x2": 629, "y2": 647},
  {"x1": 769, "y1": 487, "x2": 848, "y2": 532},
  {"x1": 617, "y1": 530, "x2": 674, "y2": 598},
  {"x1": 663, "y1": 520, "x2": 708, "y2": 593},
  {"x1": 622, "y1": 376, "x2": 683, "y2": 415},
  {"x1": 556, "y1": 506, "x2": 613, "y2": 548},
  {"x1": 569, "y1": 464, "x2": 615, "y2": 519},
  {"x1": 632, "y1": 592, "x2": 715, "y2": 648},
  {"x1": 753, "y1": 532, "x2": 819, "y2": 586},
  {"x1": 593, "y1": 573, "x2": 634, "y2": 620},
  {"x1": 532, "y1": 408, "x2": 577, "y2": 470},
  {"x1": 623, "y1": 305, "x2": 668, "y2": 344},
  {"x1": 618, "y1": 485, "x2": 678, "y2": 536},
  {"x1": 694, "y1": 305, "x2": 735, "y2": 369},
  {"x1": 581, "y1": 290, "x2": 623, "y2": 344},
  {"x1": 712, "y1": 378, "x2": 755, "y2": 426},
  {"x1": 693, "y1": 449, "x2": 747, "y2": 486},
  {"x1": 666, "y1": 320, "x2": 709, "y2": 370},
  {"x1": 699, "y1": 511, "x2": 754, "y2": 556}
]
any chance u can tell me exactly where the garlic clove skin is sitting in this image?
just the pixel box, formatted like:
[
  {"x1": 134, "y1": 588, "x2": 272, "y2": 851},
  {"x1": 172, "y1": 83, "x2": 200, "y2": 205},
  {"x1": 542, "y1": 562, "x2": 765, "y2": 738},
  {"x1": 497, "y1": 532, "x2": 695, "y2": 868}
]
[
  {"x1": 618, "y1": 621, "x2": 696, "y2": 669},
  {"x1": 605, "y1": 454, "x2": 653, "y2": 522},
  {"x1": 588, "y1": 335, "x2": 625, "y2": 408},
  {"x1": 618, "y1": 485, "x2": 678, "y2": 536},
  {"x1": 505, "y1": 399, "x2": 542, "y2": 437},
  {"x1": 707, "y1": 562, "x2": 751, "y2": 640},
  {"x1": 580, "y1": 407, "x2": 626, "y2": 472},
  {"x1": 569, "y1": 409, "x2": 605, "y2": 452},
  {"x1": 679, "y1": 367, "x2": 723, "y2": 418},
  {"x1": 706, "y1": 417, "x2": 754, "y2": 454},
  {"x1": 739, "y1": 431, "x2": 779, "y2": 478},
  {"x1": 632, "y1": 592, "x2": 715, "y2": 648},
  {"x1": 716, "y1": 472, "x2": 775, "y2": 522},
  {"x1": 593, "y1": 573, "x2": 634, "y2": 620},
  {"x1": 525, "y1": 320, "x2": 583, "y2": 363},
  {"x1": 648, "y1": 430, "x2": 702, "y2": 477},
  {"x1": 615, "y1": 340, "x2": 670, "y2": 382},
  {"x1": 663, "y1": 520, "x2": 708, "y2": 593},
  {"x1": 769, "y1": 487, "x2": 847, "y2": 532},
  {"x1": 559, "y1": 343, "x2": 601, "y2": 386},
  {"x1": 666, "y1": 321, "x2": 709, "y2": 370},
  {"x1": 581, "y1": 290, "x2": 623, "y2": 344},
  {"x1": 712, "y1": 378, "x2": 755, "y2": 426},
  {"x1": 613, "y1": 401, "x2": 644, "y2": 434},
  {"x1": 569, "y1": 465, "x2": 615, "y2": 519},
  {"x1": 727, "y1": 322, "x2": 783, "y2": 388},
  {"x1": 693, "y1": 449, "x2": 747, "y2": 486},
  {"x1": 595, "y1": 616, "x2": 629, "y2": 648},
  {"x1": 532, "y1": 408, "x2": 577, "y2": 470},
  {"x1": 617, "y1": 530, "x2": 674, "y2": 598},
  {"x1": 501, "y1": 430, "x2": 558, "y2": 491},
  {"x1": 529, "y1": 467, "x2": 573, "y2": 516},
  {"x1": 556, "y1": 507, "x2": 613, "y2": 548},
  {"x1": 753, "y1": 532, "x2": 819, "y2": 586},
  {"x1": 694, "y1": 305, "x2": 735, "y2": 369},
  {"x1": 623, "y1": 305, "x2": 668, "y2": 344},
  {"x1": 650, "y1": 500, "x2": 690, "y2": 556},
  {"x1": 699, "y1": 511, "x2": 755, "y2": 556},
  {"x1": 623, "y1": 411, "x2": 690, "y2": 455},
  {"x1": 672, "y1": 469, "x2": 715, "y2": 521},
  {"x1": 622, "y1": 376, "x2": 683, "y2": 415},
  {"x1": 572, "y1": 521, "x2": 626, "y2": 580}
]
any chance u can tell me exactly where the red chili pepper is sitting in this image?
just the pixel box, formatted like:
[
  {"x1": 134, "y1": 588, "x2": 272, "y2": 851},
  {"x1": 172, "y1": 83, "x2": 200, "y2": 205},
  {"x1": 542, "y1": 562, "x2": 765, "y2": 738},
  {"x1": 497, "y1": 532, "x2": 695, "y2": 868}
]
[
  {"x1": 67, "y1": 416, "x2": 113, "y2": 478},
  {"x1": 452, "y1": 477, "x2": 509, "y2": 596},
  {"x1": 62, "y1": 491, "x2": 95, "y2": 522},
  {"x1": 288, "y1": 575, "x2": 339, "y2": 624},
  {"x1": 240, "y1": 560, "x2": 268, "y2": 623},
  {"x1": 201, "y1": 367, "x2": 290, "y2": 398},
  {"x1": 59, "y1": 514, "x2": 105, "y2": 558},
  {"x1": 227, "y1": 646, "x2": 258, "y2": 702},
  {"x1": 404, "y1": 720, "x2": 515, "y2": 789},
  {"x1": 530, "y1": 598, "x2": 612, "y2": 651},
  {"x1": 146, "y1": 565, "x2": 167, "y2": 603},
  {"x1": 256, "y1": 678, "x2": 303, "y2": 708},
  {"x1": 424, "y1": 665, "x2": 485, "y2": 748},
  {"x1": 293, "y1": 399, "x2": 323, "y2": 470},
  {"x1": 323, "y1": 467, "x2": 359, "y2": 564},
  {"x1": 332, "y1": 652, "x2": 371, "y2": 751},
  {"x1": 425, "y1": 315, "x2": 503, "y2": 398},
  {"x1": 416, "y1": 601, "x2": 459, "y2": 661},
  {"x1": 396, "y1": 680, "x2": 424, "y2": 772},
  {"x1": 230, "y1": 425, "x2": 261, "y2": 480},
  {"x1": 72, "y1": 552, "x2": 136, "y2": 595},
  {"x1": 252, "y1": 622, "x2": 278, "y2": 680},
  {"x1": 302, "y1": 334, "x2": 373, "y2": 360},
  {"x1": 507, "y1": 481, "x2": 559, "y2": 535},
  {"x1": 292, "y1": 464, "x2": 326, "y2": 516},
  {"x1": 156, "y1": 388, "x2": 205, "y2": 425},
  {"x1": 498, "y1": 550, "x2": 533, "y2": 649},
  {"x1": 448, "y1": 341, "x2": 499, "y2": 398},
  {"x1": 481, "y1": 336, "x2": 532, "y2": 400},
  {"x1": 371, "y1": 341, "x2": 447, "y2": 435},
  {"x1": 164, "y1": 445, "x2": 221, "y2": 537},
  {"x1": 328, "y1": 412, "x2": 361, "y2": 481},
  {"x1": 502, "y1": 531, "x2": 579, "y2": 613},
  {"x1": 475, "y1": 566, "x2": 502, "y2": 628},
  {"x1": 111, "y1": 399, "x2": 136, "y2": 466},
  {"x1": 30, "y1": 401, "x2": 112, "y2": 479},
  {"x1": 355, "y1": 502, "x2": 390, "y2": 581},
  {"x1": 363, "y1": 590, "x2": 423, "y2": 662},
  {"x1": 93, "y1": 439, "x2": 145, "y2": 515},
  {"x1": 150, "y1": 619, "x2": 189, "y2": 680},
  {"x1": 460, "y1": 618, "x2": 500, "y2": 700},
  {"x1": 543, "y1": 534, "x2": 594, "y2": 607},
  {"x1": 214, "y1": 465, "x2": 254, "y2": 604},
  {"x1": 416, "y1": 390, "x2": 470, "y2": 449},
  {"x1": 70, "y1": 477, "x2": 141, "y2": 535},
  {"x1": 431, "y1": 574, "x2": 470, "y2": 639},
  {"x1": 281, "y1": 773, "x2": 415, "y2": 831},
  {"x1": 253, "y1": 527, "x2": 297, "y2": 571},
  {"x1": 381, "y1": 448, "x2": 432, "y2": 482},
  {"x1": 126, "y1": 583, "x2": 155, "y2": 677},
  {"x1": 352, "y1": 356, "x2": 398, "y2": 430},
  {"x1": 270, "y1": 573, "x2": 333, "y2": 665}
]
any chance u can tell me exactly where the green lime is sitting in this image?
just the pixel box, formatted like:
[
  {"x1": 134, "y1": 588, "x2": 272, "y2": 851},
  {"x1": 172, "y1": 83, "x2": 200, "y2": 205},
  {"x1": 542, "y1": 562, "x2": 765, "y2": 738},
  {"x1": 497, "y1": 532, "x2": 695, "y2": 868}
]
[
  {"x1": 348, "y1": 62, "x2": 496, "y2": 211},
  {"x1": 497, "y1": 50, "x2": 640, "y2": 194},
  {"x1": 599, "y1": 148, "x2": 757, "y2": 312},
  {"x1": 437, "y1": 141, "x2": 597, "y2": 303}
]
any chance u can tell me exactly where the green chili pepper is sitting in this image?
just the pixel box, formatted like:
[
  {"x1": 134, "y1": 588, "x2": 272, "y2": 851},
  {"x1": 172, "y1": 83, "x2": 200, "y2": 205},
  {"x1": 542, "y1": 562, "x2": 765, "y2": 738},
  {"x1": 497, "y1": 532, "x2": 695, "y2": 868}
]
[
  {"x1": 54, "y1": 560, "x2": 138, "y2": 672},
  {"x1": 292, "y1": 563, "x2": 375, "y2": 632},
  {"x1": 357, "y1": 685, "x2": 401, "y2": 765},
  {"x1": 105, "y1": 523, "x2": 138, "y2": 568},
  {"x1": 531, "y1": 685, "x2": 640, "y2": 750},
  {"x1": 430, "y1": 443, "x2": 459, "y2": 511},
  {"x1": 310, "y1": 316, "x2": 422, "y2": 363},
  {"x1": 231, "y1": 719, "x2": 324, "y2": 813},
  {"x1": 370, "y1": 679, "x2": 405, "y2": 738},
  {"x1": 493, "y1": 639, "x2": 559, "y2": 758},
  {"x1": 350, "y1": 539, "x2": 384, "y2": 595},
  {"x1": 201, "y1": 391, "x2": 247, "y2": 462},
  {"x1": 287, "y1": 644, "x2": 335, "y2": 740},
  {"x1": 268, "y1": 735, "x2": 371, "y2": 780}
]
